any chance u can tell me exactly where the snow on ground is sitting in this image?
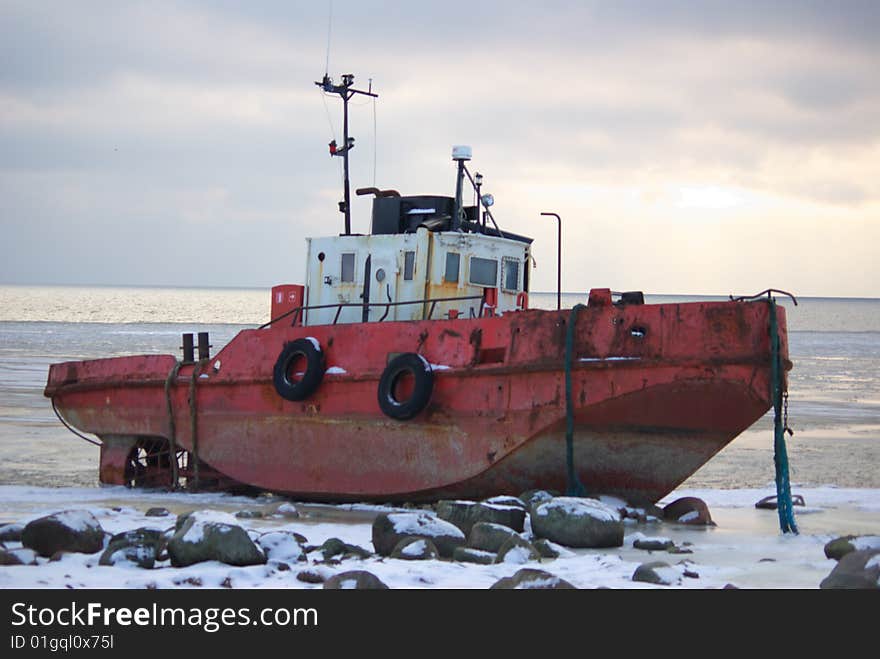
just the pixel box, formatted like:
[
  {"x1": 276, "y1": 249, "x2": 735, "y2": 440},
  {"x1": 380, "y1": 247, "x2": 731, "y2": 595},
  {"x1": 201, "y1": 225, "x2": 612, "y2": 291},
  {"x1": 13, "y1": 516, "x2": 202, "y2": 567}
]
[{"x1": 1, "y1": 485, "x2": 879, "y2": 590}]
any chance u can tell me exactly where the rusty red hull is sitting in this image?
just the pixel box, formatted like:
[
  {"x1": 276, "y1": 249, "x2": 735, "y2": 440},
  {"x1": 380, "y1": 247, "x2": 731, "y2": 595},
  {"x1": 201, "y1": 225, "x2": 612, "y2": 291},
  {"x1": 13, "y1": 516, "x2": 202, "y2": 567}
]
[{"x1": 45, "y1": 298, "x2": 788, "y2": 505}]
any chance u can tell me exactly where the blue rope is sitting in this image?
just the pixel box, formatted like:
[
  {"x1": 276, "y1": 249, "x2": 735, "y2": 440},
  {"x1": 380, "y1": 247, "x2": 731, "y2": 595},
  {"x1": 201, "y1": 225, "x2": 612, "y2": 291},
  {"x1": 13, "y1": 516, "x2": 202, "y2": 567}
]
[
  {"x1": 564, "y1": 304, "x2": 588, "y2": 497},
  {"x1": 769, "y1": 298, "x2": 798, "y2": 534}
]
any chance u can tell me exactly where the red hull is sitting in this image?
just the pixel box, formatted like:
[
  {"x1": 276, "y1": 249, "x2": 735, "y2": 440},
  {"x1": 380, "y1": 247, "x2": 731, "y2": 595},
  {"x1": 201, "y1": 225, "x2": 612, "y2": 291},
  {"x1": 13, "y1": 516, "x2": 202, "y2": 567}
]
[{"x1": 45, "y1": 298, "x2": 788, "y2": 505}]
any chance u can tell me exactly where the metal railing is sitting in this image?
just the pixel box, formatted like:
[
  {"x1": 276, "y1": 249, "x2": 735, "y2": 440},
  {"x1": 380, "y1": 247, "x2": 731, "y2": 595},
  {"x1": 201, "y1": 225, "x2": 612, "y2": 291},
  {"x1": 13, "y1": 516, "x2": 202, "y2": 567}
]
[{"x1": 259, "y1": 294, "x2": 486, "y2": 329}]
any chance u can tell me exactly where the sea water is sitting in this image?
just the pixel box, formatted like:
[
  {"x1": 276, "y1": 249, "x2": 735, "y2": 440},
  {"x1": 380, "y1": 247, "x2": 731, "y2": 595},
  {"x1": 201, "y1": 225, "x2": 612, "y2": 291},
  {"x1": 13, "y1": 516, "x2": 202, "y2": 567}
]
[{"x1": 0, "y1": 285, "x2": 878, "y2": 489}]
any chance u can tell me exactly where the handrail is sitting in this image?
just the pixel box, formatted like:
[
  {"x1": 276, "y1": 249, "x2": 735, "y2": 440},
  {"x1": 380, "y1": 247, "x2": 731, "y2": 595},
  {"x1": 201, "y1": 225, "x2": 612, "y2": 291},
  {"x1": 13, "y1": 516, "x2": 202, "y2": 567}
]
[{"x1": 259, "y1": 294, "x2": 485, "y2": 329}]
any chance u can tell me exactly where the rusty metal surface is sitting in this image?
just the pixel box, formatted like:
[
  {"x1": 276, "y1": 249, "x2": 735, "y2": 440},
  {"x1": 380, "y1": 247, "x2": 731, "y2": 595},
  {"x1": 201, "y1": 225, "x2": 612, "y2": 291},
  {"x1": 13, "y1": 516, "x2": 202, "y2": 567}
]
[{"x1": 46, "y1": 298, "x2": 788, "y2": 503}]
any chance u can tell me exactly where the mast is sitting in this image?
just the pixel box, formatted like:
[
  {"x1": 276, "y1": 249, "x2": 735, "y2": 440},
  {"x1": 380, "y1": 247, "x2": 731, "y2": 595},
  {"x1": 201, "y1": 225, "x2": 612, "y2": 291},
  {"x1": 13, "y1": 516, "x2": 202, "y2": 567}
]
[{"x1": 316, "y1": 73, "x2": 378, "y2": 235}]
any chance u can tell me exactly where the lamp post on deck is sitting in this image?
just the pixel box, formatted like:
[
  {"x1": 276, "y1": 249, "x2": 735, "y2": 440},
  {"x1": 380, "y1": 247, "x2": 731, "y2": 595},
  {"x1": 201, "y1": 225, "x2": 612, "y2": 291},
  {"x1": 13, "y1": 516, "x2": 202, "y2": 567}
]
[{"x1": 541, "y1": 212, "x2": 562, "y2": 310}]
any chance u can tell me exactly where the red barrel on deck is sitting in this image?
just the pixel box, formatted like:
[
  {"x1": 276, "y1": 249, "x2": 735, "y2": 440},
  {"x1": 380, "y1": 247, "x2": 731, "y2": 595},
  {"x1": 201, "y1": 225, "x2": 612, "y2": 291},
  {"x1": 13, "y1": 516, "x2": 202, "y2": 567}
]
[{"x1": 271, "y1": 284, "x2": 305, "y2": 325}]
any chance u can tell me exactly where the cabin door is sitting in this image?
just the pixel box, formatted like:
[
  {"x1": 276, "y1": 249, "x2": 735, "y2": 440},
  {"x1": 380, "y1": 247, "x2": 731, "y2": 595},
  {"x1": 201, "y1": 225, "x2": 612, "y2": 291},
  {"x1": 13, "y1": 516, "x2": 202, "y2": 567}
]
[{"x1": 366, "y1": 252, "x2": 398, "y2": 321}]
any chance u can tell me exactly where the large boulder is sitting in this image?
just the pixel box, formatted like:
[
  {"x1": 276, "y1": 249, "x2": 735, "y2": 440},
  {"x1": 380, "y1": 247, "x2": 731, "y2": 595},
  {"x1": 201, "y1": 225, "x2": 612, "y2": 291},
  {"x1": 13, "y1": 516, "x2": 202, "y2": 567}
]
[
  {"x1": 530, "y1": 497, "x2": 623, "y2": 548},
  {"x1": 372, "y1": 512, "x2": 465, "y2": 558},
  {"x1": 167, "y1": 515, "x2": 266, "y2": 567},
  {"x1": 436, "y1": 500, "x2": 526, "y2": 535},
  {"x1": 21, "y1": 510, "x2": 105, "y2": 557},
  {"x1": 323, "y1": 570, "x2": 389, "y2": 589},
  {"x1": 824, "y1": 535, "x2": 880, "y2": 561},
  {"x1": 490, "y1": 568, "x2": 576, "y2": 589},
  {"x1": 468, "y1": 522, "x2": 519, "y2": 553},
  {"x1": 820, "y1": 549, "x2": 880, "y2": 589},
  {"x1": 99, "y1": 528, "x2": 166, "y2": 568},
  {"x1": 662, "y1": 497, "x2": 715, "y2": 526}
]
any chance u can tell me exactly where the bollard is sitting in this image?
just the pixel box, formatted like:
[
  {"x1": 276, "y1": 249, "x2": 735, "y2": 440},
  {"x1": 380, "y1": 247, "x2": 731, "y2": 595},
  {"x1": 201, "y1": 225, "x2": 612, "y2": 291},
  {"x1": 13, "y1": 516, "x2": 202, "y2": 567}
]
[
  {"x1": 197, "y1": 332, "x2": 211, "y2": 360},
  {"x1": 181, "y1": 333, "x2": 195, "y2": 363}
]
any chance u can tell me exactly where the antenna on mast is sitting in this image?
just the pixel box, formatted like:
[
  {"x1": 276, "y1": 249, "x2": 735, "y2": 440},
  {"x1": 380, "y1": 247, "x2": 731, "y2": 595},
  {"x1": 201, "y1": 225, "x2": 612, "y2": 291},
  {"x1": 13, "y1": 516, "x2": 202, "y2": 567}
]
[{"x1": 316, "y1": 73, "x2": 379, "y2": 236}]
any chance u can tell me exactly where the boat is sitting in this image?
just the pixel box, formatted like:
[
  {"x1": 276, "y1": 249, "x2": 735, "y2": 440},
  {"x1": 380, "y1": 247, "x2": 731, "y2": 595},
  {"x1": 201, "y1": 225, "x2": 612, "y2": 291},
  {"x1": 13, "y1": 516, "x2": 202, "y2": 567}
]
[{"x1": 44, "y1": 73, "x2": 793, "y2": 506}]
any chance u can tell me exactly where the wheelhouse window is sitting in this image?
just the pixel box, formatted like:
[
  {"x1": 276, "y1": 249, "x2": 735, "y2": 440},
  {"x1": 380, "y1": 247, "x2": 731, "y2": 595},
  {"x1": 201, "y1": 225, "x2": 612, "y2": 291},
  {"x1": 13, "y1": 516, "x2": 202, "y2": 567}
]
[
  {"x1": 502, "y1": 257, "x2": 520, "y2": 292},
  {"x1": 469, "y1": 256, "x2": 498, "y2": 287},
  {"x1": 341, "y1": 253, "x2": 355, "y2": 282},
  {"x1": 445, "y1": 252, "x2": 460, "y2": 283},
  {"x1": 403, "y1": 251, "x2": 416, "y2": 281}
]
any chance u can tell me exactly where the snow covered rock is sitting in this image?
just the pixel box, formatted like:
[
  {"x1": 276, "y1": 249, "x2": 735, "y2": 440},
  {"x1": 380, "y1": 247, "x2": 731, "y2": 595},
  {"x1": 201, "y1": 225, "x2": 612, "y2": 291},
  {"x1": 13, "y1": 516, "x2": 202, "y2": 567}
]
[
  {"x1": 495, "y1": 535, "x2": 541, "y2": 564},
  {"x1": 390, "y1": 537, "x2": 440, "y2": 560},
  {"x1": 0, "y1": 523, "x2": 24, "y2": 542},
  {"x1": 21, "y1": 510, "x2": 105, "y2": 557},
  {"x1": 436, "y1": 499, "x2": 526, "y2": 535},
  {"x1": 632, "y1": 561, "x2": 682, "y2": 586},
  {"x1": 144, "y1": 507, "x2": 171, "y2": 518},
  {"x1": 662, "y1": 497, "x2": 715, "y2": 526},
  {"x1": 820, "y1": 549, "x2": 880, "y2": 589},
  {"x1": 316, "y1": 537, "x2": 372, "y2": 562},
  {"x1": 256, "y1": 531, "x2": 307, "y2": 563},
  {"x1": 453, "y1": 547, "x2": 496, "y2": 565},
  {"x1": 0, "y1": 547, "x2": 37, "y2": 566},
  {"x1": 99, "y1": 528, "x2": 166, "y2": 568},
  {"x1": 824, "y1": 535, "x2": 880, "y2": 561},
  {"x1": 489, "y1": 568, "x2": 576, "y2": 589},
  {"x1": 372, "y1": 512, "x2": 465, "y2": 558},
  {"x1": 468, "y1": 522, "x2": 519, "y2": 553},
  {"x1": 323, "y1": 570, "x2": 389, "y2": 589},
  {"x1": 530, "y1": 497, "x2": 623, "y2": 548},
  {"x1": 167, "y1": 516, "x2": 266, "y2": 568},
  {"x1": 532, "y1": 538, "x2": 572, "y2": 559}
]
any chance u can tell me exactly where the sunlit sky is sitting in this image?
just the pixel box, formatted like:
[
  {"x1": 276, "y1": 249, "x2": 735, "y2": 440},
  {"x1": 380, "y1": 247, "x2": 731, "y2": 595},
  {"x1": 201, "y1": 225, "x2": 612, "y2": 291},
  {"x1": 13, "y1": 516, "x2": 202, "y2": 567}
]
[{"x1": 2, "y1": 1, "x2": 878, "y2": 297}]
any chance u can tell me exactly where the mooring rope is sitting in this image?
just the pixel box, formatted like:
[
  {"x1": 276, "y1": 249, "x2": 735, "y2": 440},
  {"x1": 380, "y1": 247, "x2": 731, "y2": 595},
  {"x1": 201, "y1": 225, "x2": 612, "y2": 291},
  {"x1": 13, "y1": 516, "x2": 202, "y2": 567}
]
[
  {"x1": 769, "y1": 297, "x2": 798, "y2": 534},
  {"x1": 564, "y1": 304, "x2": 588, "y2": 497}
]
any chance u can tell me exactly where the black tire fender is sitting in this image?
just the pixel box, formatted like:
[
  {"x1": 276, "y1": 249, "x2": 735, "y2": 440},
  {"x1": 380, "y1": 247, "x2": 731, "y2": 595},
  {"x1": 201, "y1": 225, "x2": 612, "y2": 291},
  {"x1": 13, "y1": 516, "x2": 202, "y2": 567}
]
[
  {"x1": 273, "y1": 337, "x2": 325, "y2": 402},
  {"x1": 377, "y1": 353, "x2": 434, "y2": 420}
]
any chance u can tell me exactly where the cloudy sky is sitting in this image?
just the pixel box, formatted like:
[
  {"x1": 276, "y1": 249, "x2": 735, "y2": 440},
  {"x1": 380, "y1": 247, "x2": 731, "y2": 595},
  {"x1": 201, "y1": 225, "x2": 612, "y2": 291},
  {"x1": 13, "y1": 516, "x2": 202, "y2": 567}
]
[{"x1": 1, "y1": 1, "x2": 878, "y2": 297}]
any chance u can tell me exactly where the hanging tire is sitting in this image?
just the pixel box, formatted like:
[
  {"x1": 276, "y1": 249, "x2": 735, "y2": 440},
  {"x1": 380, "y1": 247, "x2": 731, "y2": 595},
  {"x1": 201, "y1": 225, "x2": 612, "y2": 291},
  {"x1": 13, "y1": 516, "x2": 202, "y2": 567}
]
[
  {"x1": 377, "y1": 353, "x2": 434, "y2": 420},
  {"x1": 273, "y1": 338, "x2": 325, "y2": 402}
]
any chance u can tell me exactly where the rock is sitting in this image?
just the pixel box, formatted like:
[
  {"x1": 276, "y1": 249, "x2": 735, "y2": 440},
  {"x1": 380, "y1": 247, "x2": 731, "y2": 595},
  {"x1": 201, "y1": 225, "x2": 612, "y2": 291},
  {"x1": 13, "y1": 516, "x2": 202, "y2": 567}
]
[
  {"x1": 824, "y1": 535, "x2": 880, "y2": 561},
  {"x1": 271, "y1": 502, "x2": 300, "y2": 519},
  {"x1": 533, "y1": 538, "x2": 571, "y2": 559},
  {"x1": 167, "y1": 516, "x2": 266, "y2": 567},
  {"x1": 21, "y1": 510, "x2": 105, "y2": 557},
  {"x1": 754, "y1": 494, "x2": 805, "y2": 510},
  {"x1": 483, "y1": 495, "x2": 528, "y2": 511},
  {"x1": 632, "y1": 534, "x2": 675, "y2": 552},
  {"x1": 297, "y1": 570, "x2": 326, "y2": 584},
  {"x1": 0, "y1": 523, "x2": 24, "y2": 543},
  {"x1": 99, "y1": 528, "x2": 166, "y2": 568},
  {"x1": 490, "y1": 568, "x2": 576, "y2": 589},
  {"x1": 390, "y1": 538, "x2": 440, "y2": 560},
  {"x1": 530, "y1": 497, "x2": 623, "y2": 548},
  {"x1": 0, "y1": 548, "x2": 38, "y2": 566},
  {"x1": 468, "y1": 522, "x2": 519, "y2": 553},
  {"x1": 235, "y1": 510, "x2": 264, "y2": 519},
  {"x1": 662, "y1": 497, "x2": 715, "y2": 526},
  {"x1": 453, "y1": 547, "x2": 496, "y2": 565},
  {"x1": 632, "y1": 561, "x2": 681, "y2": 586},
  {"x1": 323, "y1": 570, "x2": 389, "y2": 589},
  {"x1": 435, "y1": 500, "x2": 526, "y2": 535},
  {"x1": 820, "y1": 549, "x2": 880, "y2": 589},
  {"x1": 256, "y1": 531, "x2": 307, "y2": 563},
  {"x1": 317, "y1": 537, "x2": 372, "y2": 562},
  {"x1": 144, "y1": 507, "x2": 171, "y2": 518},
  {"x1": 495, "y1": 535, "x2": 541, "y2": 564},
  {"x1": 519, "y1": 490, "x2": 556, "y2": 508},
  {"x1": 372, "y1": 512, "x2": 465, "y2": 558}
]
